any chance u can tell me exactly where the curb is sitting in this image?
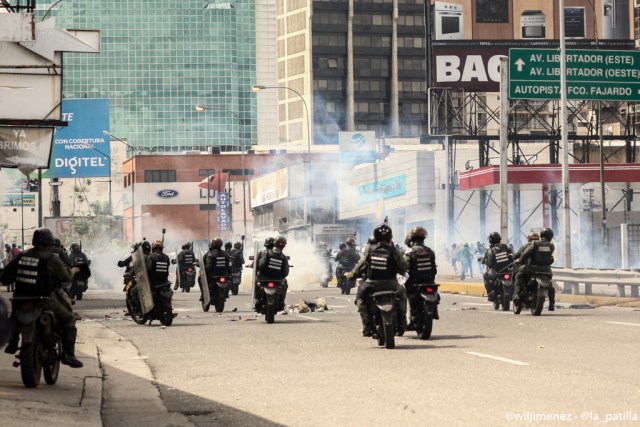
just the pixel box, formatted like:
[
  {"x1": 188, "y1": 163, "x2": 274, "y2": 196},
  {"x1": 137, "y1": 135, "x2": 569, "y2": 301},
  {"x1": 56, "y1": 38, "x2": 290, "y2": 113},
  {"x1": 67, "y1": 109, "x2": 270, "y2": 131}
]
[
  {"x1": 77, "y1": 324, "x2": 104, "y2": 427},
  {"x1": 438, "y1": 280, "x2": 640, "y2": 307}
]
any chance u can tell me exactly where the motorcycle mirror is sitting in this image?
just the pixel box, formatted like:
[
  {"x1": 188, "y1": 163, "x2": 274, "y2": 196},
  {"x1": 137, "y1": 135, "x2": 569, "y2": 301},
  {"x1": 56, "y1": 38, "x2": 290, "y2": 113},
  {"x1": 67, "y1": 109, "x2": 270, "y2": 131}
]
[{"x1": 162, "y1": 228, "x2": 166, "y2": 234}]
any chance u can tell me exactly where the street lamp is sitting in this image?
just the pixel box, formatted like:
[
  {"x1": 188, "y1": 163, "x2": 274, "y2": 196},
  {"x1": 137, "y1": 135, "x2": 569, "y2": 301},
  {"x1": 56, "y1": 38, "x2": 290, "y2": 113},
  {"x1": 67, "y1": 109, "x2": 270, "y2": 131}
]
[
  {"x1": 102, "y1": 130, "x2": 136, "y2": 243},
  {"x1": 195, "y1": 105, "x2": 247, "y2": 239},
  {"x1": 251, "y1": 84, "x2": 314, "y2": 242}
]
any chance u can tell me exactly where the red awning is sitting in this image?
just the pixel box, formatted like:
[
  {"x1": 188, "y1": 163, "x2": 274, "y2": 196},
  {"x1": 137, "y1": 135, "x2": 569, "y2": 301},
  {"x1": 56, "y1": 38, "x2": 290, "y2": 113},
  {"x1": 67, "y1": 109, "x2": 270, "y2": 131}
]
[
  {"x1": 198, "y1": 172, "x2": 228, "y2": 190},
  {"x1": 459, "y1": 163, "x2": 640, "y2": 190}
]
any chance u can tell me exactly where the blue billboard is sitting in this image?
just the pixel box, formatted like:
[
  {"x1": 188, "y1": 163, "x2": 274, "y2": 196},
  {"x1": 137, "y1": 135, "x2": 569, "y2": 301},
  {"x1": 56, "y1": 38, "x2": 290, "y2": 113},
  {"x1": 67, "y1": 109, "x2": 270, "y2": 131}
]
[{"x1": 44, "y1": 99, "x2": 110, "y2": 178}]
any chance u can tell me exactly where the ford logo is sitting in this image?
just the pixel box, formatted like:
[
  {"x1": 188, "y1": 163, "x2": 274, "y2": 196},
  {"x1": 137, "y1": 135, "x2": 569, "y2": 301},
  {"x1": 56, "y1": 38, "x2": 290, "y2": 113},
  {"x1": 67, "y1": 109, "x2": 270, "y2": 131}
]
[{"x1": 157, "y1": 189, "x2": 179, "y2": 198}]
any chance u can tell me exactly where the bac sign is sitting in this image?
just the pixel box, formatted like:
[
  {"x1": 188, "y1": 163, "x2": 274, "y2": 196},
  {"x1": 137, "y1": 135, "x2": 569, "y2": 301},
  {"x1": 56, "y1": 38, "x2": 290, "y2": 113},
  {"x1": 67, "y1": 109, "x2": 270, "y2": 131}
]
[{"x1": 510, "y1": 48, "x2": 640, "y2": 101}]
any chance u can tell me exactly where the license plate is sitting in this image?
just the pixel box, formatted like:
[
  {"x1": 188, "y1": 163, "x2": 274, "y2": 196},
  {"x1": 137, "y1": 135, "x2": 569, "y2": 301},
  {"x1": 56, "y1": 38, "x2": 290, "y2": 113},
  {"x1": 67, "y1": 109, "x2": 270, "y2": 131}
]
[{"x1": 424, "y1": 294, "x2": 438, "y2": 302}]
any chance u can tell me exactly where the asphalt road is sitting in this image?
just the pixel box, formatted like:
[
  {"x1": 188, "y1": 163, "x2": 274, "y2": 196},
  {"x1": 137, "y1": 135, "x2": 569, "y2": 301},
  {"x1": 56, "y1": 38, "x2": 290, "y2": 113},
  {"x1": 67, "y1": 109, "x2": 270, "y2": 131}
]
[{"x1": 73, "y1": 283, "x2": 640, "y2": 427}]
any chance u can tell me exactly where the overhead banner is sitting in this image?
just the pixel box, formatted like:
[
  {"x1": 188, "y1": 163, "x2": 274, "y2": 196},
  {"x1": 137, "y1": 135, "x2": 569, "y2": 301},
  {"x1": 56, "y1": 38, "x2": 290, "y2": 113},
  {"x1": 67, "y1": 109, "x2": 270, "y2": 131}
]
[
  {"x1": 339, "y1": 131, "x2": 377, "y2": 164},
  {"x1": 0, "y1": 127, "x2": 53, "y2": 170},
  {"x1": 217, "y1": 191, "x2": 230, "y2": 232},
  {"x1": 250, "y1": 168, "x2": 288, "y2": 208},
  {"x1": 44, "y1": 98, "x2": 110, "y2": 178}
]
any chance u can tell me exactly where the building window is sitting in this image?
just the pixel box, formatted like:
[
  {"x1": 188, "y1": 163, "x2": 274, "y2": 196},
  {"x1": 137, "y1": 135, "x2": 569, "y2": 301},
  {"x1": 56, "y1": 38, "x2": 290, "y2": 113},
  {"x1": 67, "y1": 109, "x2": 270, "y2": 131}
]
[
  {"x1": 199, "y1": 169, "x2": 215, "y2": 176},
  {"x1": 144, "y1": 170, "x2": 176, "y2": 182},
  {"x1": 199, "y1": 204, "x2": 217, "y2": 211}
]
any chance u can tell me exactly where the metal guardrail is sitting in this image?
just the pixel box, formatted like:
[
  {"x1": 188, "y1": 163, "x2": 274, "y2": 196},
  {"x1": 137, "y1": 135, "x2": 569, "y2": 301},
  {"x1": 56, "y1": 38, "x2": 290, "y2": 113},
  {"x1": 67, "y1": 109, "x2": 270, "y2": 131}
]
[{"x1": 551, "y1": 268, "x2": 640, "y2": 298}]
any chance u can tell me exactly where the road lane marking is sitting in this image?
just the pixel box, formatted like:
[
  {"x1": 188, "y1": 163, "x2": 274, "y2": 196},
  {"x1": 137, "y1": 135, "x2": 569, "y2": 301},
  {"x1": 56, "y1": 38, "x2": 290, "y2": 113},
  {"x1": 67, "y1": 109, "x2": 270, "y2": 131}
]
[
  {"x1": 465, "y1": 351, "x2": 529, "y2": 366},
  {"x1": 294, "y1": 314, "x2": 322, "y2": 321},
  {"x1": 606, "y1": 321, "x2": 640, "y2": 327}
]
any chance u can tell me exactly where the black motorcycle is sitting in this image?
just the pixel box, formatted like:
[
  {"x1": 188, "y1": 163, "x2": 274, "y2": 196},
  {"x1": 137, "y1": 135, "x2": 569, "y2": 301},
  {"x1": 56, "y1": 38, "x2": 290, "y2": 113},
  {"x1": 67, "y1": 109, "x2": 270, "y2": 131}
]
[
  {"x1": 202, "y1": 276, "x2": 230, "y2": 313},
  {"x1": 256, "y1": 279, "x2": 285, "y2": 324},
  {"x1": 513, "y1": 271, "x2": 553, "y2": 316},
  {"x1": 369, "y1": 290, "x2": 398, "y2": 349},
  {"x1": 493, "y1": 263, "x2": 515, "y2": 312},
  {"x1": 69, "y1": 260, "x2": 91, "y2": 301},
  {"x1": 179, "y1": 266, "x2": 196, "y2": 292},
  {"x1": 338, "y1": 272, "x2": 355, "y2": 295},
  {"x1": 10, "y1": 296, "x2": 63, "y2": 388},
  {"x1": 409, "y1": 284, "x2": 440, "y2": 340},
  {"x1": 125, "y1": 279, "x2": 175, "y2": 326}
]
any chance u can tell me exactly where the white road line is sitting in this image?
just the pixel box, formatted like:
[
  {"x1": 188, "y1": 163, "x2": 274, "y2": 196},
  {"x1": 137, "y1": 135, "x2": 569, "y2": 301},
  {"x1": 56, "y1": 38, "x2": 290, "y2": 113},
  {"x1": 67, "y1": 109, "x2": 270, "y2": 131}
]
[
  {"x1": 465, "y1": 351, "x2": 529, "y2": 366},
  {"x1": 294, "y1": 314, "x2": 323, "y2": 321},
  {"x1": 606, "y1": 321, "x2": 640, "y2": 327}
]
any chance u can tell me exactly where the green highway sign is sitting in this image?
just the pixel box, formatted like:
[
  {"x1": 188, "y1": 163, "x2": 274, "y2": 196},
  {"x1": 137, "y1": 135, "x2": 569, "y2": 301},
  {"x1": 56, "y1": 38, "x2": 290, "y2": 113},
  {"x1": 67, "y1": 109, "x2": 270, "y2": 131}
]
[{"x1": 509, "y1": 48, "x2": 640, "y2": 101}]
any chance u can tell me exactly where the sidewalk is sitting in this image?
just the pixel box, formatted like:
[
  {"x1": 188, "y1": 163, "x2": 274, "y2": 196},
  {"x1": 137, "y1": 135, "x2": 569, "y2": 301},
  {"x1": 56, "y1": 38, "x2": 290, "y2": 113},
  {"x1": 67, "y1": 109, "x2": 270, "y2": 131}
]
[{"x1": 0, "y1": 322, "x2": 103, "y2": 427}]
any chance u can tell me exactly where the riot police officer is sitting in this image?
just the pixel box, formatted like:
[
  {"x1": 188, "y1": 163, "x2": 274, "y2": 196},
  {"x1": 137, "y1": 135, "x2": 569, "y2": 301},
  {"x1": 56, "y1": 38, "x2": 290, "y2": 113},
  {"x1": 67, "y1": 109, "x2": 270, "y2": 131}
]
[
  {"x1": 52, "y1": 238, "x2": 72, "y2": 269},
  {"x1": 229, "y1": 242, "x2": 245, "y2": 280},
  {"x1": 481, "y1": 232, "x2": 513, "y2": 302},
  {"x1": 335, "y1": 237, "x2": 360, "y2": 294},
  {"x1": 202, "y1": 238, "x2": 232, "y2": 300},
  {"x1": 257, "y1": 236, "x2": 290, "y2": 312},
  {"x1": 403, "y1": 226, "x2": 438, "y2": 327},
  {"x1": 175, "y1": 242, "x2": 196, "y2": 291},
  {"x1": 347, "y1": 224, "x2": 408, "y2": 337},
  {"x1": 1, "y1": 228, "x2": 83, "y2": 368},
  {"x1": 147, "y1": 240, "x2": 171, "y2": 286},
  {"x1": 514, "y1": 230, "x2": 555, "y2": 309}
]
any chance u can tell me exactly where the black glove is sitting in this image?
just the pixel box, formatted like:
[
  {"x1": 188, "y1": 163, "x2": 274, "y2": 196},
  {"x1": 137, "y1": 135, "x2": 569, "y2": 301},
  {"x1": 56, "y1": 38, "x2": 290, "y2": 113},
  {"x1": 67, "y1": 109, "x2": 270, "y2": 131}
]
[{"x1": 117, "y1": 260, "x2": 126, "y2": 268}]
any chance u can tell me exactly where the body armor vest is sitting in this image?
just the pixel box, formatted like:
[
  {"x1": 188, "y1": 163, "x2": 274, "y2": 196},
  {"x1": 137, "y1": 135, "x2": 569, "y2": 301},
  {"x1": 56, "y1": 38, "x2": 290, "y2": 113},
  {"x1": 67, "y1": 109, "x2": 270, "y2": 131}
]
[
  {"x1": 532, "y1": 241, "x2": 553, "y2": 266},
  {"x1": 491, "y1": 245, "x2": 512, "y2": 272},
  {"x1": 148, "y1": 253, "x2": 170, "y2": 284},
  {"x1": 207, "y1": 250, "x2": 229, "y2": 277},
  {"x1": 408, "y1": 247, "x2": 435, "y2": 283},
  {"x1": 338, "y1": 248, "x2": 357, "y2": 269},
  {"x1": 261, "y1": 250, "x2": 287, "y2": 279},
  {"x1": 14, "y1": 250, "x2": 54, "y2": 297},
  {"x1": 182, "y1": 250, "x2": 195, "y2": 266},
  {"x1": 367, "y1": 244, "x2": 396, "y2": 280}
]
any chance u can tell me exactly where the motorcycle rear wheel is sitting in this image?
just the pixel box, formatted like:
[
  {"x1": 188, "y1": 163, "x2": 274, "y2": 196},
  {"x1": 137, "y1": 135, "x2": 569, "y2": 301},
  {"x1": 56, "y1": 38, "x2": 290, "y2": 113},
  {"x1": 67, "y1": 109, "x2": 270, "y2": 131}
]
[
  {"x1": 20, "y1": 339, "x2": 42, "y2": 388},
  {"x1": 383, "y1": 323, "x2": 395, "y2": 349},
  {"x1": 161, "y1": 309, "x2": 173, "y2": 326},
  {"x1": 214, "y1": 300, "x2": 225, "y2": 313},
  {"x1": 501, "y1": 292, "x2": 511, "y2": 312},
  {"x1": 532, "y1": 296, "x2": 545, "y2": 316},
  {"x1": 43, "y1": 335, "x2": 62, "y2": 385},
  {"x1": 266, "y1": 303, "x2": 275, "y2": 324},
  {"x1": 419, "y1": 310, "x2": 433, "y2": 340}
]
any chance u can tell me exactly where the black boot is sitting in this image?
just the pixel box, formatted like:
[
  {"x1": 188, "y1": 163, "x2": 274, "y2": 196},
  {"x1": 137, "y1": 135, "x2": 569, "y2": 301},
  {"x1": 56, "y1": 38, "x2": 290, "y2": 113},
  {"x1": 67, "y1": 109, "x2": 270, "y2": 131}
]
[
  {"x1": 4, "y1": 336, "x2": 18, "y2": 354},
  {"x1": 61, "y1": 332, "x2": 83, "y2": 368}
]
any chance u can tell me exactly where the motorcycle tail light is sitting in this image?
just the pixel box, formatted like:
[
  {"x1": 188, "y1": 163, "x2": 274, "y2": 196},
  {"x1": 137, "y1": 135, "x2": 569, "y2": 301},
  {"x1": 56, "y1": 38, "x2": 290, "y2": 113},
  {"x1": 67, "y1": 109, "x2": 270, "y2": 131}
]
[
  {"x1": 426, "y1": 287, "x2": 434, "y2": 293},
  {"x1": 21, "y1": 302, "x2": 34, "y2": 310},
  {"x1": 267, "y1": 282, "x2": 275, "y2": 288},
  {"x1": 504, "y1": 274, "x2": 511, "y2": 280},
  {"x1": 220, "y1": 277, "x2": 226, "y2": 283},
  {"x1": 188, "y1": 267, "x2": 193, "y2": 272}
]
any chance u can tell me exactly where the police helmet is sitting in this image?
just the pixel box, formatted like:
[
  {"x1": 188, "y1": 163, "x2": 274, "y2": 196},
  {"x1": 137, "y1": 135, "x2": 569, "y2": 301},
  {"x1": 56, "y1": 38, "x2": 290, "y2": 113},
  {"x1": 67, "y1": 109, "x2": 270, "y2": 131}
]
[
  {"x1": 152, "y1": 240, "x2": 164, "y2": 250},
  {"x1": 141, "y1": 240, "x2": 151, "y2": 253},
  {"x1": 373, "y1": 224, "x2": 392, "y2": 243},
  {"x1": 224, "y1": 242, "x2": 232, "y2": 250},
  {"x1": 233, "y1": 242, "x2": 242, "y2": 250},
  {"x1": 540, "y1": 227, "x2": 554, "y2": 241},
  {"x1": 274, "y1": 236, "x2": 287, "y2": 249},
  {"x1": 210, "y1": 238, "x2": 223, "y2": 249},
  {"x1": 346, "y1": 238, "x2": 356, "y2": 248},
  {"x1": 32, "y1": 228, "x2": 55, "y2": 247},
  {"x1": 527, "y1": 232, "x2": 540, "y2": 242},
  {"x1": 185, "y1": 242, "x2": 192, "y2": 249},
  {"x1": 264, "y1": 237, "x2": 275, "y2": 249},
  {"x1": 339, "y1": 242, "x2": 347, "y2": 250},
  {"x1": 488, "y1": 232, "x2": 501, "y2": 245},
  {"x1": 70, "y1": 243, "x2": 80, "y2": 252},
  {"x1": 54, "y1": 238, "x2": 62, "y2": 247},
  {"x1": 411, "y1": 226, "x2": 427, "y2": 243}
]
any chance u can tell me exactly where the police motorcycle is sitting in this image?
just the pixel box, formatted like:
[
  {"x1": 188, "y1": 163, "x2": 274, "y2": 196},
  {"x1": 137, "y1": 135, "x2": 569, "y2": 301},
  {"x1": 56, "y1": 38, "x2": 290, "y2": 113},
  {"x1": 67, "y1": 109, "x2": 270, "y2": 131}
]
[
  {"x1": 120, "y1": 238, "x2": 175, "y2": 326},
  {"x1": 249, "y1": 240, "x2": 290, "y2": 324},
  {"x1": 408, "y1": 283, "x2": 440, "y2": 340},
  {"x1": 171, "y1": 245, "x2": 197, "y2": 293},
  {"x1": 513, "y1": 268, "x2": 553, "y2": 316},
  {"x1": 493, "y1": 263, "x2": 515, "y2": 312},
  {"x1": 9, "y1": 294, "x2": 68, "y2": 388},
  {"x1": 68, "y1": 244, "x2": 91, "y2": 301},
  {"x1": 364, "y1": 289, "x2": 398, "y2": 349},
  {"x1": 198, "y1": 251, "x2": 230, "y2": 313}
]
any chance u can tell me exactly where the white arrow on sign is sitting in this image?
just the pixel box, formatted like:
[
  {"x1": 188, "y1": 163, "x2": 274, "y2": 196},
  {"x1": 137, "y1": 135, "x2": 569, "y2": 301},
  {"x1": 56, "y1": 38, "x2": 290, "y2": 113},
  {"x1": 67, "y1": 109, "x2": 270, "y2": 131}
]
[
  {"x1": 515, "y1": 58, "x2": 526, "y2": 72},
  {"x1": 19, "y1": 18, "x2": 99, "y2": 62}
]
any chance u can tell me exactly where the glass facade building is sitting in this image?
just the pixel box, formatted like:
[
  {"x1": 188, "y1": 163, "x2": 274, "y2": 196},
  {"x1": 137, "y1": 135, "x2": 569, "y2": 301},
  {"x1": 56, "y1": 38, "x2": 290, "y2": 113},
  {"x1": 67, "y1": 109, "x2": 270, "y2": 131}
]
[{"x1": 37, "y1": 0, "x2": 258, "y2": 152}]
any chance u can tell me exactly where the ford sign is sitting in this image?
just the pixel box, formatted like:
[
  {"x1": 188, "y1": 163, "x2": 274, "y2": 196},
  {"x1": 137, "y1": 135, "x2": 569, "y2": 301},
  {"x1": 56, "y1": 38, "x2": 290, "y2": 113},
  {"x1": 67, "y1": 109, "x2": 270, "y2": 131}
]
[{"x1": 157, "y1": 189, "x2": 179, "y2": 198}]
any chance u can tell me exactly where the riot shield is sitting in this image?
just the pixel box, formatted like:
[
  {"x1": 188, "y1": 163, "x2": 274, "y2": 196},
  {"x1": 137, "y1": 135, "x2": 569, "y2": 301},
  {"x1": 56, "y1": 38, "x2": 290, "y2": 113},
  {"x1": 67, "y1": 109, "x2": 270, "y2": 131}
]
[
  {"x1": 132, "y1": 246, "x2": 155, "y2": 314},
  {"x1": 199, "y1": 251, "x2": 211, "y2": 308},
  {"x1": 173, "y1": 246, "x2": 180, "y2": 290},
  {"x1": 251, "y1": 242, "x2": 260, "y2": 303}
]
